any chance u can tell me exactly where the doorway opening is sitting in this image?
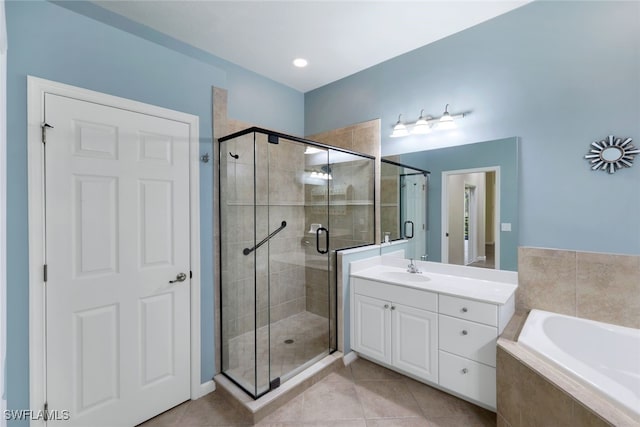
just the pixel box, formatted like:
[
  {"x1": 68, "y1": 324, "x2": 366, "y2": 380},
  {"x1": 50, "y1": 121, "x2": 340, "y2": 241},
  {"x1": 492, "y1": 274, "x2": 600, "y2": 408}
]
[{"x1": 442, "y1": 167, "x2": 499, "y2": 270}]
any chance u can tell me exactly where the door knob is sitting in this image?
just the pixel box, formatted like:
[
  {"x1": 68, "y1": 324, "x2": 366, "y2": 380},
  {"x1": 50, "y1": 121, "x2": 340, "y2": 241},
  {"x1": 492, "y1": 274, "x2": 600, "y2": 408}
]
[{"x1": 169, "y1": 272, "x2": 187, "y2": 283}]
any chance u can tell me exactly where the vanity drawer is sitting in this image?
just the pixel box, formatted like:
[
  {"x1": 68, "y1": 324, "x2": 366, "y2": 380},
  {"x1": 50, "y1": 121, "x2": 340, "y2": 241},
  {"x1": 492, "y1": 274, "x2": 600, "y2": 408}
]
[
  {"x1": 439, "y1": 294, "x2": 497, "y2": 327},
  {"x1": 439, "y1": 350, "x2": 496, "y2": 410},
  {"x1": 439, "y1": 314, "x2": 497, "y2": 367},
  {"x1": 353, "y1": 278, "x2": 437, "y2": 312}
]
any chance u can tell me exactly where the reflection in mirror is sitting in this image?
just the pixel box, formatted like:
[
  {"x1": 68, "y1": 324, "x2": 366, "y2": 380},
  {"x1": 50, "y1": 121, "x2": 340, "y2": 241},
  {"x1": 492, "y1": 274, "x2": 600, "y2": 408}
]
[
  {"x1": 380, "y1": 159, "x2": 430, "y2": 260},
  {"x1": 382, "y1": 137, "x2": 519, "y2": 271}
]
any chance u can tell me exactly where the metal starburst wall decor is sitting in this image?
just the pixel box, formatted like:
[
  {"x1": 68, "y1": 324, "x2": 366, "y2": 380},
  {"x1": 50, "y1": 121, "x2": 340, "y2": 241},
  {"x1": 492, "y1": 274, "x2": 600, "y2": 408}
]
[{"x1": 584, "y1": 135, "x2": 638, "y2": 174}]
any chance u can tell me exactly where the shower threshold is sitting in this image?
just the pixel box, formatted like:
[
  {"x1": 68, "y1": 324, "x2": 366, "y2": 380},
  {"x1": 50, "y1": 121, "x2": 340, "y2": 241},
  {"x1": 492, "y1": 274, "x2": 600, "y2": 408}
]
[{"x1": 215, "y1": 351, "x2": 343, "y2": 424}]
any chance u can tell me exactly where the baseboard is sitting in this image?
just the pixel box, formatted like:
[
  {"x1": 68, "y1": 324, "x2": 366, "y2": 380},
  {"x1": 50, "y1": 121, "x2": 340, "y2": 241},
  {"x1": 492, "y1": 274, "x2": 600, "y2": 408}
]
[
  {"x1": 343, "y1": 351, "x2": 359, "y2": 366},
  {"x1": 194, "y1": 379, "x2": 216, "y2": 399}
]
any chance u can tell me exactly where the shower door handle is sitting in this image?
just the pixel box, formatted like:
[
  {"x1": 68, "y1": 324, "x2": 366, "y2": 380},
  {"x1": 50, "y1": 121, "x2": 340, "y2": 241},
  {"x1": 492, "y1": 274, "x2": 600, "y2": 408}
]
[
  {"x1": 316, "y1": 227, "x2": 329, "y2": 254},
  {"x1": 404, "y1": 220, "x2": 414, "y2": 239}
]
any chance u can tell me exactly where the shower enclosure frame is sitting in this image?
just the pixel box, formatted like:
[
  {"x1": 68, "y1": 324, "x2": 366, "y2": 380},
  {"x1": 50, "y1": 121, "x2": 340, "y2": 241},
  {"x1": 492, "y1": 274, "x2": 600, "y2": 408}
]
[
  {"x1": 217, "y1": 127, "x2": 376, "y2": 399},
  {"x1": 381, "y1": 158, "x2": 430, "y2": 258}
]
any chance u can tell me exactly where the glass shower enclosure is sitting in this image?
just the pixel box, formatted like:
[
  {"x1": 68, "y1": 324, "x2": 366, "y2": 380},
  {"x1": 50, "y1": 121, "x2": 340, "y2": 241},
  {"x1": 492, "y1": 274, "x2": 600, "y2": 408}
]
[
  {"x1": 218, "y1": 128, "x2": 375, "y2": 398},
  {"x1": 380, "y1": 159, "x2": 430, "y2": 260}
]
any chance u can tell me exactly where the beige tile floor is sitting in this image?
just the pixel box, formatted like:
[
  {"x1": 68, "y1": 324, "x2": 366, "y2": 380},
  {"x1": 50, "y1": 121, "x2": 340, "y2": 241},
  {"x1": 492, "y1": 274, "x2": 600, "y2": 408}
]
[{"x1": 139, "y1": 358, "x2": 496, "y2": 427}]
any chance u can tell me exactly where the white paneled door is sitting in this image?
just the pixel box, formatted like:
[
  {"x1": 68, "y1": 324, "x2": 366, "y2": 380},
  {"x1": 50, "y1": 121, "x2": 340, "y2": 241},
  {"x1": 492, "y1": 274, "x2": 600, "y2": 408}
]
[{"x1": 44, "y1": 94, "x2": 191, "y2": 426}]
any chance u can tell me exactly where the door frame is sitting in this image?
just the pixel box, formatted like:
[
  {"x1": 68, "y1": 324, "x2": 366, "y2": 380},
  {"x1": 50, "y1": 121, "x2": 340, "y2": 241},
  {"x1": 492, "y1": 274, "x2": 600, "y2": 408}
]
[
  {"x1": 27, "y1": 76, "x2": 205, "y2": 424},
  {"x1": 441, "y1": 166, "x2": 500, "y2": 269},
  {"x1": 464, "y1": 184, "x2": 477, "y2": 265}
]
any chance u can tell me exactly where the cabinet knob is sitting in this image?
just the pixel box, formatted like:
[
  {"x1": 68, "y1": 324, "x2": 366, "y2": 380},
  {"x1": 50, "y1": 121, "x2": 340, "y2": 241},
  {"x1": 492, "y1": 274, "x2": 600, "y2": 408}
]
[
  {"x1": 461, "y1": 330, "x2": 468, "y2": 336},
  {"x1": 384, "y1": 304, "x2": 389, "y2": 309},
  {"x1": 461, "y1": 368, "x2": 468, "y2": 374},
  {"x1": 461, "y1": 307, "x2": 468, "y2": 313},
  {"x1": 391, "y1": 306, "x2": 396, "y2": 310}
]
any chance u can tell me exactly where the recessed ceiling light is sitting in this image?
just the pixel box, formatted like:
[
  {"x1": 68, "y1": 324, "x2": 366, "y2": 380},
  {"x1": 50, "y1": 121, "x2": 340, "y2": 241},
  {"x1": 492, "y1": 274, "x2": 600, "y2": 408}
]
[{"x1": 293, "y1": 58, "x2": 308, "y2": 68}]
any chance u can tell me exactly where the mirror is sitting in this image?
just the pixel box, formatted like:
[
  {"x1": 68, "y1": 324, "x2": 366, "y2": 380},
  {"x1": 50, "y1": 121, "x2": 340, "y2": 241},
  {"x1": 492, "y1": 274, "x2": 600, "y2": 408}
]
[
  {"x1": 381, "y1": 137, "x2": 519, "y2": 271},
  {"x1": 380, "y1": 159, "x2": 430, "y2": 260}
]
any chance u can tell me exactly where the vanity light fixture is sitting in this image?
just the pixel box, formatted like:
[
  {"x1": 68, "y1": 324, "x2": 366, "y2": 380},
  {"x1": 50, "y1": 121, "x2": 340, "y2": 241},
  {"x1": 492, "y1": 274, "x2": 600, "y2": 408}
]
[
  {"x1": 390, "y1": 114, "x2": 409, "y2": 138},
  {"x1": 308, "y1": 165, "x2": 333, "y2": 180},
  {"x1": 390, "y1": 105, "x2": 467, "y2": 137},
  {"x1": 437, "y1": 104, "x2": 456, "y2": 130},
  {"x1": 413, "y1": 109, "x2": 432, "y2": 135}
]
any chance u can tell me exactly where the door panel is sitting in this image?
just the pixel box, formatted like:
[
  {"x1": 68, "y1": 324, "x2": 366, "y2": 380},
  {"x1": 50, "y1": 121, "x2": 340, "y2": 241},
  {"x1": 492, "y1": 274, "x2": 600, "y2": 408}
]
[
  {"x1": 74, "y1": 175, "x2": 119, "y2": 276},
  {"x1": 74, "y1": 304, "x2": 120, "y2": 413},
  {"x1": 392, "y1": 304, "x2": 438, "y2": 383},
  {"x1": 45, "y1": 93, "x2": 190, "y2": 426},
  {"x1": 353, "y1": 294, "x2": 390, "y2": 363}
]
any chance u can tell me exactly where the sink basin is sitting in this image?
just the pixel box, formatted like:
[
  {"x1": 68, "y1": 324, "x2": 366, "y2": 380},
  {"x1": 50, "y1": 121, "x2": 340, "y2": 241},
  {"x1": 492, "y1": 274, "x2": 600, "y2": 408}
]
[{"x1": 378, "y1": 270, "x2": 431, "y2": 283}]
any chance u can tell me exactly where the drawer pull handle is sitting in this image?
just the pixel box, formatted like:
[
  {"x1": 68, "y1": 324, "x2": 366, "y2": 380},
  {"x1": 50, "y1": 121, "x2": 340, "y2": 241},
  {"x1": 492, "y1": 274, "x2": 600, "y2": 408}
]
[
  {"x1": 384, "y1": 304, "x2": 389, "y2": 309},
  {"x1": 461, "y1": 368, "x2": 468, "y2": 374},
  {"x1": 461, "y1": 307, "x2": 468, "y2": 313},
  {"x1": 461, "y1": 330, "x2": 468, "y2": 336}
]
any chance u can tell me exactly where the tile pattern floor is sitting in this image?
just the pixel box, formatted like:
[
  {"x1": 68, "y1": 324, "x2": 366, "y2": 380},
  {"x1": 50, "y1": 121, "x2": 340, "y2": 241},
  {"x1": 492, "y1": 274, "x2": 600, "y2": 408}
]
[
  {"x1": 139, "y1": 358, "x2": 496, "y2": 427},
  {"x1": 225, "y1": 311, "x2": 330, "y2": 394}
]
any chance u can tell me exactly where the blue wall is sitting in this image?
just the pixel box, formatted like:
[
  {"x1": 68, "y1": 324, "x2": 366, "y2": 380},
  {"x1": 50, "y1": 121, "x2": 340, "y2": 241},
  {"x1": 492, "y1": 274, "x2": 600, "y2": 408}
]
[
  {"x1": 6, "y1": 0, "x2": 302, "y2": 419},
  {"x1": 306, "y1": 1, "x2": 640, "y2": 256}
]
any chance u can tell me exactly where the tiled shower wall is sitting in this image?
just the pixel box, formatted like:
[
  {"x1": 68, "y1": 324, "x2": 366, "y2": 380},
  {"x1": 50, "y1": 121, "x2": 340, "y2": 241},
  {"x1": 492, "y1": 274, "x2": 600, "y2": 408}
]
[
  {"x1": 221, "y1": 133, "x2": 308, "y2": 343},
  {"x1": 380, "y1": 161, "x2": 400, "y2": 241},
  {"x1": 305, "y1": 120, "x2": 380, "y2": 318},
  {"x1": 517, "y1": 247, "x2": 640, "y2": 329}
]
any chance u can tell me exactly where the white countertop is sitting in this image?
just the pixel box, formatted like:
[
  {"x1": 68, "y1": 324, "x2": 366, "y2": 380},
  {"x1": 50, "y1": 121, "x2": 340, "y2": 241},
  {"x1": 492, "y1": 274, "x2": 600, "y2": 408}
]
[{"x1": 350, "y1": 256, "x2": 517, "y2": 305}]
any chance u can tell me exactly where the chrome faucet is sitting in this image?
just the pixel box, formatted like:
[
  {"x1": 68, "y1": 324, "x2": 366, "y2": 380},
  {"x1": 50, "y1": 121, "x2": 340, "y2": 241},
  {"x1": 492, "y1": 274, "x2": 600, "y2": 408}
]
[{"x1": 407, "y1": 258, "x2": 421, "y2": 274}]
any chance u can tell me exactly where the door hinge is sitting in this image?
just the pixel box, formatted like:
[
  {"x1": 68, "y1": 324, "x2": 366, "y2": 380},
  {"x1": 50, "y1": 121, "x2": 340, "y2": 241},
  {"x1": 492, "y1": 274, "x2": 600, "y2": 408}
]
[
  {"x1": 43, "y1": 402, "x2": 49, "y2": 421},
  {"x1": 44, "y1": 264, "x2": 48, "y2": 282},
  {"x1": 41, "y1": 123, "x2": 53, "y2": 144}
]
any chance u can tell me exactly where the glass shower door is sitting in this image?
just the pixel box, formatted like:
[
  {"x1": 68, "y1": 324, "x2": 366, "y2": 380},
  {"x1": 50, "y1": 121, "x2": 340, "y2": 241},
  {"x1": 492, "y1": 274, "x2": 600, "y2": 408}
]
[
  {"x1": 400, "y1": 172, "x2": 428, "y2": 260},
  {"x1": 220, "y1": 131, "x2": 261, "y2": 395},
  {"x1": 265, "y1": 135, "x2": 331, "y2": 390}
]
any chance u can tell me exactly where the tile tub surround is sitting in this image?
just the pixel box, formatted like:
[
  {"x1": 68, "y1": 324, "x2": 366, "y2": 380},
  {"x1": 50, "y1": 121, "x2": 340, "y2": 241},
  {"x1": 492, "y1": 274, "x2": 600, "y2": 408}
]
[
  {"x1": 517, "y1": 247, "x2": 640, "y2": 329},
  {"x1": 496, "y1": 314, "x2": 638, "y2": 427}
]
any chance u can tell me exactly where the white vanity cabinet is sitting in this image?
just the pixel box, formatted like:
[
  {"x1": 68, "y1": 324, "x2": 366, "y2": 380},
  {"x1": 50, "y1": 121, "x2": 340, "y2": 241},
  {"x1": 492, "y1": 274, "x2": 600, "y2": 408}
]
[
  {"x1": 350, "y1": 267, "x2": 516, "y2": 412},
  {"x1": 352, "y1": 278, "x2": 438, "y2": 383},
  {"x1": 438, "y1": 294, "x2": 501, "y2": 409}
]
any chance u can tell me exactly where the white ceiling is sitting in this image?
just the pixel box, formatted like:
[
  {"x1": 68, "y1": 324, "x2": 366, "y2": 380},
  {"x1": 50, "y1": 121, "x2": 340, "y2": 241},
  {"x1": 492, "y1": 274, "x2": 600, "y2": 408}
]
[{"x1": 93, "y1": 1, "x2": 532, "y2": 93}]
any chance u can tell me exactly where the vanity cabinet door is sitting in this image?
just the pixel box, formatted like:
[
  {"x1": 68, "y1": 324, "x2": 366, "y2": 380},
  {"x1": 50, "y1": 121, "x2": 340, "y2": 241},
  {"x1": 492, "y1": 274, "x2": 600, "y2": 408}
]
[
  {"x1": 392, "y1": 304, "x2": 438, "y2": 383},
  {"x1": 353, "y1": 294, "x2": 391, "y2": 363}
]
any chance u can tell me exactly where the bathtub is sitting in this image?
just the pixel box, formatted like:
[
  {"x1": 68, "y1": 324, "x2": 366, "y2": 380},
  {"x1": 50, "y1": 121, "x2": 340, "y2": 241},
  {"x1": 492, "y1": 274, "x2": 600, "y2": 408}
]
[{"x1": 518, "y1": 309, "x2": 640, "y2": 421}]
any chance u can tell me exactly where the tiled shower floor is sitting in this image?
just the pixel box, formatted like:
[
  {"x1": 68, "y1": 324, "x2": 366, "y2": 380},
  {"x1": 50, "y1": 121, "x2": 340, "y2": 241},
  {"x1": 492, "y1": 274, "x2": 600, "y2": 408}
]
[{"x1": 225, "y1": 311, "x2": 330, "y2": 394}]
